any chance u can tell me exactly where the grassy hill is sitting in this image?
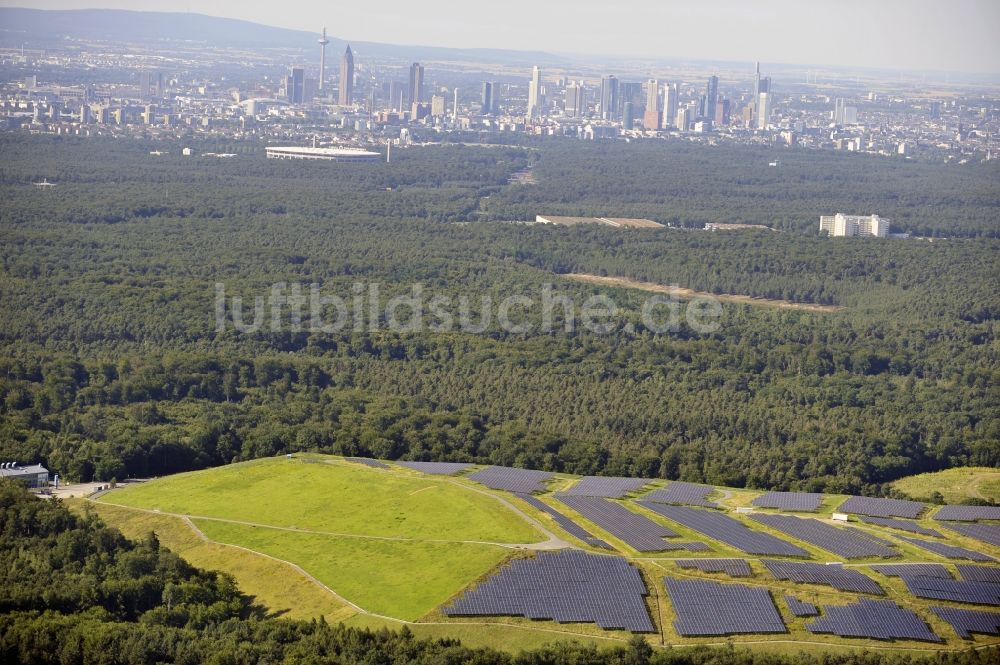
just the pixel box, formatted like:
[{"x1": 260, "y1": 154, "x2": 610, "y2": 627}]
[{"x1": 892, "y1": 467, "x2": 1000, "y2": 504}]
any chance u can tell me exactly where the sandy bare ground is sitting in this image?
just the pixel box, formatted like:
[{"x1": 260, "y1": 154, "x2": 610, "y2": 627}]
[{"x1": 563, "y1": 273, "x2": 844, "y2": 312}]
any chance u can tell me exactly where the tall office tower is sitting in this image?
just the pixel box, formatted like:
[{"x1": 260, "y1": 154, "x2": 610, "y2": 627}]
[
  {"x1": 79, "y1": 104, "x2": 92, "y2": 124},
  {"x1": 929, "y1": 100, "x2": 941, "y2": 119},
  {"x1": 757, "y1": 91, "x2": 771, "y2": 129},
  {"x1": 318, "y1": 28, "x2": 329, "y2": 92},
  {"x1": 600, "y1": 75, "x2": 618, "y2": 120},
  {"x1": 759, "y1": 76, "x2": 771, "y2": 94},
  {"x1": 452, "y1": 87, "x2": 459, "y2": 120},
  {"x1": 408, "y1": 63, "x2": 424, "y2": 107},
  {"x1": 139, "y1": 71, "x2": 152, "y2": 100},
  {"x1": 339, "y1": 45, "x2": 354, "y2": 105},
  {"x1": 431, "y1": 94, "x2": 446, "y2": 116},
  {"x1": 662, "y1": 82, "x2": 678, "y2": 128},
  {"x1": 564, "y1": 81, "x2": 585, "y2": 117},
  {"x1": 753, "y1": 61, "x2": 761, "y2": 98},
  {"x1": 481, "y1": 81, "x2": 494, "y2": 114},
  {"x1": 643, "y1": 79, "x2": 661, "y2": 129},
  {"x1": 714, "y1": 98, "x2": 730, "y2": 125},
  {"x1": 389, "y1": 81, "x2": 403, "y2": 112},
  {"x1": 703, "y1": 75, "x2": 718, "y2": 118},
  {"x1": 288, "y1": 67, "x2": 305, "y2": 104},
  {"x1": 676, "y1": 106, "x2": 690, "y2": 131},
  {"x1": 622, "y1": 102, "x2": 635, "y2": 130},
  {"x1": 527, "y1": 65, "x2": 542, "y2": 119}
]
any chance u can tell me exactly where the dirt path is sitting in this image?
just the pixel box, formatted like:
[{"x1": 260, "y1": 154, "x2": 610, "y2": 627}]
[{"x1": 564, "y1": 273, "x2": 844, "y2": 312}]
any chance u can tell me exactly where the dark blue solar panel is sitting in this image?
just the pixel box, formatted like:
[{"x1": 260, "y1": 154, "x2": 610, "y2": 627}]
[
  {"x1": 675, "y1": 558, "x2": 752, "y2": 577},
  {"x1": 870, "y1": 564, "x2": 952, "y2": 579},
  {"x1": 856, "y1": 515, "x2": 943, "y2": 538},
  {"x1": 931, "y1": 606, "x2": 1000, "y2": 639},
  {"x1": 563, "y1": 476, "x2": 652, "y2": 498},
  {"x1": 640, "y1": 504, "x2": 809, "y2": 557},
  {"x1": 468, "y1": 466, "x2": 553, "y2": 493},
  {"x1": 397, "y1": 461, "x2": 473, "y2": 475},
  {"x1": 940, "y1": 522, "x2": 1000, "y2": 548},
  {"x1": 896, "y1": 575, "x2": 1000, "y2": 606},
  {"x1": 557, "y1": 495, "x2": 708, "y2": 552},
  {"x1": 897, "y1": 535, "x2": 996, "y2": 562},
  {"x1": 444, "y1": 550, "x2": 654, "y2": 632},
  {"x1": 643, "y1": 482, "x2": 719, "y2": 508},
  {"x1": 665, "y1": 578, "x2": 786, "y2": 636},
  {"x1": 762, "y1": 560, "x2": 884, "y2": 595},
  {"x1": 807, "y1": 599, "x2": 940, "y2": 642},
  {"x1": 749, "y1": 513, "x2": 899, "y2": 559},
  {"x1": 514, "y1": 493, "x2": 612, "y2": 549},
  {"x1": 934, "y1": 505, "x2": 1000, "y2": 522},
  {"x1": 344, "y1": 457, "x2": 389, "y2": 469},
  {"x1": 785, "y1": 596, "x2": 818, "y2": 617},
  {"x1": 838, "y1": 496, "x2": 926, "y2": 519},
  {"x1": 752, "y1": 492, "x2": 824, "y2": 512},
  {"x1": 957, "y1": 565, "x2": 1000, "y2": 584}
]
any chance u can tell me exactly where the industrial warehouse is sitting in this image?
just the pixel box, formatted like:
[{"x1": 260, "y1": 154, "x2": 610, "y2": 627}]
[{"x1": 264, "y1": 146, "x2": 381, "y2": 162}]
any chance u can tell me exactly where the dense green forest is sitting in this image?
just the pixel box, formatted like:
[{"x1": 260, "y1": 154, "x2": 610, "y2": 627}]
[
  {"x1": 2, "y1": 484, "x2": 997, "y2": 665},
  {"x1": 1, "y1": 134, "x2": 997, "y2": 493}
]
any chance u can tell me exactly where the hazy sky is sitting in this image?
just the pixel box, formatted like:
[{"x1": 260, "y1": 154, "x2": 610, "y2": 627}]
[{"x1": 5, "y1": 0, "x2": 1000, "y2": 73}]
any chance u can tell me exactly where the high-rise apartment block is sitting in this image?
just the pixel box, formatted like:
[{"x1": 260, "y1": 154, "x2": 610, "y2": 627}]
[{"x1": 819, "y1": 213, "x2": 888, "y2": 237}]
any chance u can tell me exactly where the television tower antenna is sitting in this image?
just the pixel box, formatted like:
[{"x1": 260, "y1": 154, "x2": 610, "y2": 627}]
[{"x1": 318, "y1": 27, "x2": 330, "y2": 93}]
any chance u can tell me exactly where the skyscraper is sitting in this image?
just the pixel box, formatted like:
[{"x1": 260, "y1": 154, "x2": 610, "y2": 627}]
[
  {"x1": 339, "y1": 45, "x2": 354, "y2": 106},
  {"x1": 481, "y1": 82, "x2": 495, "y2": 115},
  {"x1": 408, "y1": 63, "x2": 424, "y2": 108},
  {"x1": 600, "y1": 75, "x2": 618, "y2": 120},
  {"x1": 288, "y1": 67, "x2": 305, "y2": 104},
  {"x1": 389, "y1": 81, "x2": 403, "y2": 112},
  {"x1": 139, "y1": 71, "x2": 152, "y2": 100},
  {"x1": 318, "y1": 28, "x2": 329, "y2": 92},
  {"x1": 527, "y1": 66, "x2": 542, "y2": 119},
  {"x1": 703, "y1": 75, "x2": 718, "y2": 118},
  {"x1": 662, "y1": 82, "x2": 678, "y2": 129},
  {"x1": 757, "y1": 92, "x2": 771, "y2": 129},
  {"x1": 643, "y1": 79, "x2": 661, "y2": 130},
  {"x1": 564, "y1": 82, "x2": 585, "y2": 118}
]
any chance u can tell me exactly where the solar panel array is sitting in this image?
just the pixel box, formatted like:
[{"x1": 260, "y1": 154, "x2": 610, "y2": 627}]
[
  {"x1": 785, "y1": 595, "x2": 819, "y2": 617},
  {"x1": 444, "y1": 550, "x2": 654, "y2": 632},
  {"x1": 675, "y1": 558, "x2": 752, "y2": 577},
  {"x1": 557, "y1": 495, "x2": 708, "y2": 552},
  {"x1": 467, "y1": 466, "x2": 554, "y2": 493},
  {"x1": 856, "y1": 515, "x2": 943, "y2": 538},
  {"x1": 837, "y1": 496, "x2": 925, "y2": 519},
  {"x1": 748, "y1": 513, "x2": 898, "y2": 559},
  {"x1": 643, "y1": 482, "x2": 719, "y2": 508},
  {"x1": 344, "y1": 457, "x2": 389, "y2": 469},
  {"x1": 563, "y1": 476, "x2": 652, "y2": 498},
  {"x1": 957, "y1": 565, "x2": 1000, "y2": 584},
  {"x1": 514, "y1": 493, "x2": 612, "y2": 549},
  {"x1": 941, "y1": 522, "x2": 1000, "y2": 548},
  {"x1": 806, "y1": 599, "x2": 941, "y2": 642},
  {"x1": 397, "y1": 461, "x2": 473, "y2": 475},
  {"x1": 897, "y1": 535, "x2": 996, "y2": 562},
  {"x1": 640, "y1": 503, "x2": 809, "y2": 557},
  {"x1": 896, "y1": 574, "x2": 1000, "y2": 606},
  {"x1": 665, "y1": 578, "x2": 786, "y2": 636},
  {"x1": 931, "y1": 606, "x2": 1000, "y2": 639},
  {"x1": 752, "y1": 492, "x2": 825, "y2": 512},
  {"x1": 870, "y1": 564, "x2": 952, "y2": 579},
  {"x1": 762, "y1": 560, "x2": 885, "y2": 595},
  {"x1": 934, "y1": 505, "x2": 1000, "y2": 522}
]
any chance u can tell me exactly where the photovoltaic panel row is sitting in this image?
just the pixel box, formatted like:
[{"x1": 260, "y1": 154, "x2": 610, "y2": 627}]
[
  {"x1": 514, "y1": 493, "x2": 613, "y2": 549},
  {"x1": 941, "y1": 522, "x2": 1000, "y2": 548},
  {"x1": 897, "y1": 535, "x2": 996, "y2": 562},
  {"x1": 665, "y1": 578, "x2": 786, "y2": 636},
  {"x1": 856, "y1": 515, "x2": 943, "y2": 538},
  {"x1": 675, "y1": 558, "x2": 752, "y2": 577},
  {"x1": 806, "y1": 599, "x2": 940, "y2": 642},
  {"x1": 785, "y1": 595, "x2": 819, "y2": 617},
  {"x1": 397, "y1": 461, "x2": 474, "y2": 475},
  {"x1": 931, "y1": 606, "x2": 1000, "y2": 639},
  {"x1": 752, "y1": 492, "x2": 824, "y2": 512},
  {"x1": 444, "y1": 550, "x2": 654, "y2": 632},
  {"x1": 557, "y1": 495, "x2": 708, "y2": 552},
  {"x1": 643, "y1": 482, "x2": 719, "y2": 508},
  {"x1": 640, "y1": 503, "x2": 809, "y2": 557},
  {"x1": 468, "y1": 466, "x2": 554, "y2": 493},
  {"x1": 749, "y1": 513, "x2": 899, "y2": 559},
  {"x1": 934, "y1": 505, "x2": 1000, "y2": 522},
  {"x1": 957, "y1": 565, "x2": 1000, "y2": 584},
  {"x1": 837, "y1": 496, "x2": 925, "y2": 519},
  {"x1": 896, "y1": 575, "x2": 1000, "y2": 606},
  {"x1": 870, "y1": 564, "x2": 952, "y2": 579},
  {"x1": 563, "y1": 476, "x2": 652, "y2": 498},
  {"x1": 762, "y1": 560, "x2": 884, "y2": 595},
  {"x1": 344, "y1": 457, "x2": 389, "y2": 469}
]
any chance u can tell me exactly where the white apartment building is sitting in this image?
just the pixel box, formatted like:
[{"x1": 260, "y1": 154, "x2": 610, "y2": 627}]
[{"x1": 819, "y1": 213, "x2": 888, "y2": 237}]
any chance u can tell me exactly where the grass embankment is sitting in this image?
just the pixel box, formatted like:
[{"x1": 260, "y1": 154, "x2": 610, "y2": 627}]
[{"x1": 892, "y1": 467, "x2": 1000, "y2": 504}]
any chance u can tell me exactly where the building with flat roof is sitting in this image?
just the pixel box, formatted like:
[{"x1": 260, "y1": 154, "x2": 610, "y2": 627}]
[
  {"x1": 0, "y1": 462, "x2": 49, "y2": 488},
  {"x1": 820, "y1": 213, "x2": 888, "y2": 237},
  {"x1": 265, "y1": 146, "x2": 381, "y2": 162},
  {"x1": 536, "y1": 215, "x2": 663, "y2": 229}
]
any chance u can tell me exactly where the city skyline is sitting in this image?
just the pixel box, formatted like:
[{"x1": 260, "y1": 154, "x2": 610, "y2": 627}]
[{"x1": 2, "y1": 0, "x2": 999, "y2": 75}]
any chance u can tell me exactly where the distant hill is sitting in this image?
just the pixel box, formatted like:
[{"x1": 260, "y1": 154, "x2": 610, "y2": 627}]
[{"x1": 0, "y1": 7, "x2": 563, "y2": 66}]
